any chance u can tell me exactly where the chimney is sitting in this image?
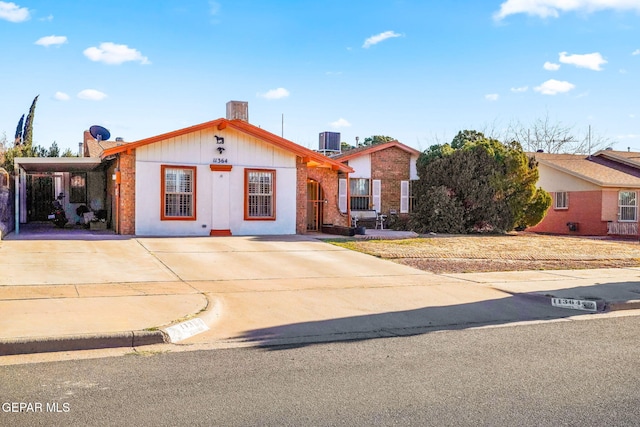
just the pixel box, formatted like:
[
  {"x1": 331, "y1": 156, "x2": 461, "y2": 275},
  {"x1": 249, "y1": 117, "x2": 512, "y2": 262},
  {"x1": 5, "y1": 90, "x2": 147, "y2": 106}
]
[
  {"x1": 226, "y1": 101, "x2": 249, "y2": 121},
  {"x1": 78, "y1": 142, "x2": 83, "y2": 157},
  {"x1": 84, "y1": 130, "x2": 94, "y2": 144}
]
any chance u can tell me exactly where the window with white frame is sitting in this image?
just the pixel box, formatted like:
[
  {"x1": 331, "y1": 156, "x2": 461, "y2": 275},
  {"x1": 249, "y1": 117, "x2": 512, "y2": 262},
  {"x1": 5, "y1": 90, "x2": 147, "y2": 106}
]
[
  {"x1": 350, "y1": 178, "x2": 370, "y2": 210},
  {"x1": 554, "y1": 191, "x2": 568, "y2": 209},
  {"x1": 619, "y1": 191, "x2": 637, "y2": 222},
  {"x1": 162, "y1": 165, "x2": 196, "y2": 220},
  {"x1": 245, "y1": 169, "x2": 275, "y2": 220}
]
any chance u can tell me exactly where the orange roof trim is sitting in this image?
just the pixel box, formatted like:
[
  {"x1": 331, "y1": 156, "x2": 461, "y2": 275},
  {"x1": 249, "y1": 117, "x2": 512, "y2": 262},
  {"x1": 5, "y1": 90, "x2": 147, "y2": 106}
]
[
  {"x1": 101, "y1": 118, "x2": 353, "y2": 173},
  {"x1": 333, "y1": 140, "x2": 421, "y2": 162}
]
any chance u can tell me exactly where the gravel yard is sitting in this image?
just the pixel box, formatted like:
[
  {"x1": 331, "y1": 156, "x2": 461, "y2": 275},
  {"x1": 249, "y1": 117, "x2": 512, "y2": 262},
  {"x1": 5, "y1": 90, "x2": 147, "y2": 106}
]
[{"x1": 329, "y1": 233, "x2": 640, "y2": 274}]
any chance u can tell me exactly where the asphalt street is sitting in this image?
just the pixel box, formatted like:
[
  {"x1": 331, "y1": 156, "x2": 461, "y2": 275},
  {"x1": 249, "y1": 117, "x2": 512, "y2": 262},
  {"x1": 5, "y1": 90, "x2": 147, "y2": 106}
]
[{"x1": 2, "y1": 315, "x2": 639, "y2": 426}]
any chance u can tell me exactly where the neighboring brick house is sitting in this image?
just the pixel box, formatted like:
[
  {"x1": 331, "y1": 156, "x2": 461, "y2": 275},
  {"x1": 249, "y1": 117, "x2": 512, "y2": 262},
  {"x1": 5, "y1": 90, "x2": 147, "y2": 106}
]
[
  {"x1": 527, "y1": 150, "x2": 640, "y2": 236},
  {"x1": 99, "y1": 102, "x2": 352, "y2": 236},
  {"x1": 332, "y1": 141, "x2": 420, "y2": 221}
]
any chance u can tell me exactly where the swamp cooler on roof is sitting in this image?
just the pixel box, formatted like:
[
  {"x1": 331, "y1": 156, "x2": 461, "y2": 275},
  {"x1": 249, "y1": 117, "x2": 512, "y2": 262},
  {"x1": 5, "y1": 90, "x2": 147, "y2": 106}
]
[{"x1": 319, "y1": 132, "x2": 340, "y2": 152}]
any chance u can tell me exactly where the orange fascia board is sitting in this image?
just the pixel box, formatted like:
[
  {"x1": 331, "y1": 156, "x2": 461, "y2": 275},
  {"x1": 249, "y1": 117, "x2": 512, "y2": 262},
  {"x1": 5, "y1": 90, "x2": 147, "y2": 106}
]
[
  {"x1": 101, "y1": 119, "x2": 226, "y2": 158},
  {"x1": 223, "y1": 120, "x2": 352, "y2": 173},
  {"x1": 101, "y1": 118, "x2": 353, "y2": 173},
  {"x1": 335, "y1": 141, "x2": 421, "y2": 163}
]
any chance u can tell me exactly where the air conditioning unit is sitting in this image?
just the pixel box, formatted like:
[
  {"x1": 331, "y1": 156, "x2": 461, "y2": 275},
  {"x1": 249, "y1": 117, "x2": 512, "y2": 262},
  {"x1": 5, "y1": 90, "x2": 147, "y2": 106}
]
[{"x1": 319, "y1": 132, "x2": 340, "y2": 153}]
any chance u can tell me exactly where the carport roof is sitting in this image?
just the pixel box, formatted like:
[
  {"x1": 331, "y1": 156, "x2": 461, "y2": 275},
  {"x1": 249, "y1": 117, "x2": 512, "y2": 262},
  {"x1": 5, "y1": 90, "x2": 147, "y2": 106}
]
[{"x1": 14, "y1": 157, "x2": 102, "y2": 173}]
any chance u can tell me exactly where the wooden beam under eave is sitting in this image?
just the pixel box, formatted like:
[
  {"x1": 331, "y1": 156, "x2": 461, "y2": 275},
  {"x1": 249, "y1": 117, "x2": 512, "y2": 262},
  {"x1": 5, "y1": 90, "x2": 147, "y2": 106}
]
[{"x1": 217, "y1": 122, "x2": 227, "y2": 130}]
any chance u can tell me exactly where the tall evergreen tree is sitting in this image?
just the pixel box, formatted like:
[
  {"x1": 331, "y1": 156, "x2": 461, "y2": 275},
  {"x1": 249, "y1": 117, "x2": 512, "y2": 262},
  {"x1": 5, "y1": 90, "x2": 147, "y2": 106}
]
[
  {"x1": 14, "y1": 114, "x2": 24, "y2": 146},
  {"x1": 22, "y1": 95, "x2": 39, "y2": 147}
]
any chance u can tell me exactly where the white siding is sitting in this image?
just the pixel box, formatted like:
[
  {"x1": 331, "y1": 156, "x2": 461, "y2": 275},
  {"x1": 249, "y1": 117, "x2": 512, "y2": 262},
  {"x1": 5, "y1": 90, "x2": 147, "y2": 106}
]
[
  {"x1": 348, "y1": 154, "x2": 371, "y2": 179},
  {"x1": 134, "y1": 126, "x2": 297, "y2": 236},
  {"x1": 537, "y1": 164, "x2": 600, "y2": 192},
  {"x1": 410, "y1": 154, "x2": 419, "y2": 180}
]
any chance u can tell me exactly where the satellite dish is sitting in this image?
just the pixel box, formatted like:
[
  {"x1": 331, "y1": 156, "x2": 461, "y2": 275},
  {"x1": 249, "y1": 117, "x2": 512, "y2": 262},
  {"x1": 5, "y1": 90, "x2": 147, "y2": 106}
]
[{"x1": 89, "y1": 125, "x2": 111, "y2": 142}]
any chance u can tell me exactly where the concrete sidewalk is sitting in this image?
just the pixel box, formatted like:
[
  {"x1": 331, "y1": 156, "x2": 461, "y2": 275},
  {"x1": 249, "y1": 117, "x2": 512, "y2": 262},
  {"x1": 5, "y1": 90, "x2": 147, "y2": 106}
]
[{"x1": 1, "y1": 231, "x2": 640, "y2": 356}]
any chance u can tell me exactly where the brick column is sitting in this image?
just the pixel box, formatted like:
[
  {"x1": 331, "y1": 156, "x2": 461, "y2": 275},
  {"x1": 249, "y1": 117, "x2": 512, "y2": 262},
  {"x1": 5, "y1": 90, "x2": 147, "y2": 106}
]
[
  {"x1": 296, "y1": 157, "x2": 308, "y2": 234},
  {"x1": 118, "y1": 151, "x2": 136, "y2": 235}
]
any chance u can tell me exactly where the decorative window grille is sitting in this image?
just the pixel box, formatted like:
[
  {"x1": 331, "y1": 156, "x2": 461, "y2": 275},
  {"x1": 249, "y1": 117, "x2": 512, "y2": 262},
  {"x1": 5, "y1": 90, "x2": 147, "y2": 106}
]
[
  {"x1": 350, "y1": 178, "x2": 370, "y2": 210},
  {"x1": 619, "y1": 191, "x2": 637, "y2": 222},
  {"x1": 70, "y1": 172, "x2": 87, "y2": 203},
  {"x1": 246, "y1": 170, "x2": 275, "y2": 219},
  {"x1": 163, "y1": 166, "x2": 195, "y2": 219}
]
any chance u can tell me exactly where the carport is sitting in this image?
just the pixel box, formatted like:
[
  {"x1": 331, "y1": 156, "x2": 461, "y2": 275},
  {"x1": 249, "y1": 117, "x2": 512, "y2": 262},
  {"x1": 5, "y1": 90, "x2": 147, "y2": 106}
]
[{"x1": 13, "y1": 157, "x2": 109, "y2": 235}]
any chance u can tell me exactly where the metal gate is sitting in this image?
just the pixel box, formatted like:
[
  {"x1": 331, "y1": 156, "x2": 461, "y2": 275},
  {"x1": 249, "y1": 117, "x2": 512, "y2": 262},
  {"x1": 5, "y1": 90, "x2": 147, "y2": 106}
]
[
  {"x1": 26, "y1": 175, "x2": 54, "y2": 221},
  {"x1": 306, "y1": 179, "x2": 324, "y2": 231}
]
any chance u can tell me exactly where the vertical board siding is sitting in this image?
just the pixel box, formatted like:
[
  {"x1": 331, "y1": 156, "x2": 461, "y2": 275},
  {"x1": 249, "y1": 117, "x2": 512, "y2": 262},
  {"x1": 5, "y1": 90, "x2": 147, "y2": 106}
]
[{"x1": 134, "y1": 126, "x2": 296, "y2": 236}]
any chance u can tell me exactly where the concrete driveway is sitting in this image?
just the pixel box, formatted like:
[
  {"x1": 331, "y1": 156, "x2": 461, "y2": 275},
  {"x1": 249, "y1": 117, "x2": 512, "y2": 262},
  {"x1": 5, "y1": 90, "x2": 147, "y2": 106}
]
[{"x1": 2, "y1": 231, "x2": 638, "y2": 355}]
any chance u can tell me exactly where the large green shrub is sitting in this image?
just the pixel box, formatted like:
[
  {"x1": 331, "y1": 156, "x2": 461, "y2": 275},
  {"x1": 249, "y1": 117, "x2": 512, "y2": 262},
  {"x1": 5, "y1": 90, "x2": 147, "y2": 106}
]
[{"x1": 412, "y1": 130, "x2": 551, "y2": 234}]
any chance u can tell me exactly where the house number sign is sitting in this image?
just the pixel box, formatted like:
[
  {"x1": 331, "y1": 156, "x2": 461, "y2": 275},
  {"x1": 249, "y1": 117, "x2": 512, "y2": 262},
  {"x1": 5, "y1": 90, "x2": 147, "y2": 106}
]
[{"x1": 212, "y1": 135, "x2": 228, "y2": 164}]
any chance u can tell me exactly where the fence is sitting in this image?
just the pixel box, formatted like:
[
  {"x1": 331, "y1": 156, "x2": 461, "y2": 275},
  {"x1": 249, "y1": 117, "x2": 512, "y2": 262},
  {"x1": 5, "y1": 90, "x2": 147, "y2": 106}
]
[{"x1": 0, "y1": 167, "x2": 14, "y2": 239}]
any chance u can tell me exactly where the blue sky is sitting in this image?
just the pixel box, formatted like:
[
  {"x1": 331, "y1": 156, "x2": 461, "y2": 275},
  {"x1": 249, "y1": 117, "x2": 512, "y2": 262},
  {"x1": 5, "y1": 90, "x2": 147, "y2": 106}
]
[{"x1": 1, "y1": 0, "x2": 640, "y2": 154}]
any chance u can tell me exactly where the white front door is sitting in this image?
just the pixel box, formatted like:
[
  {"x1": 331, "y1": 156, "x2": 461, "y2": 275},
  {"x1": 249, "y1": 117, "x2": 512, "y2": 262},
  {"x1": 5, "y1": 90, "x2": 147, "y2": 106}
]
[{"x1": 211, "y1": 170, "x2": 231, "y2": 235}]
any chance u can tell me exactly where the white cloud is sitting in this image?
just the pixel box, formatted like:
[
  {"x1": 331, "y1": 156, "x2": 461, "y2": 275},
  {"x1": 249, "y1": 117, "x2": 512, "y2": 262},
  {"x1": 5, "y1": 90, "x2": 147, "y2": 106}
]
[
  {"x1": 54, "y1": 92, "x2": 70, "y2": 101},
  {"x1": 83, "y1": 42, "x2": 150, "y2": 65},
  {"x1": 209, "y1": 0, "x2": 220, "y2": 15},
  {"x1": 633, "y1": 49, "x2": 640, "y2": 56},
  {"x1": 330, "y1": 118, "x2": 351, "y2": 128},
  {"x1": 618, "y1": 134, "x2": 640, "y2": 140},
  {"x1": 511, "y1": 86, "x2": 528, "y2": 92},
  {"x1": 534, "y1": 79, "x2": 575, "y2": 95},
  {"x1": 543, "y1": 61, "x2": 560, "y2": 71},
  {"x1": 35, "y1": 35, "x2": 67, "y2": 47},
  {"x1": 494, "y1": 0, "x2": 640, "y2": 21},
  {"x1": 257, "y1": 88, "x2": 290, "y2": 100},
  {"x1": 485, "y1": 94, "x2": 499, "y2": 101},
  {"x1": 0, "y1": 1, "x2": 29, "y2": 22},
  {"x1": 77, "y1": 89, "x2": 108, "y2": 101},
  {"x1": 363, "y1": 30, "x2": 402, "y2": 48},
  {"x1": 559, "y1": 51, "x2": 606, "y2": 71}
]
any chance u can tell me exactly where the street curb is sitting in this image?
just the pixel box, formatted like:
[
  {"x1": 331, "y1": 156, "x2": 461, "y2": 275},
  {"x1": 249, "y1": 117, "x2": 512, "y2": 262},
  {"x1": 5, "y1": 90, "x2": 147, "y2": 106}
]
[
  {"x1": 511, "y1": 291, "x2": 640, "y2": 313},
  {"x1": 0, "y1": 330, "x2": 166, "y2": 356},
  {"x1": 606, "y1": 299, "x2": 640, "y2": 311}
]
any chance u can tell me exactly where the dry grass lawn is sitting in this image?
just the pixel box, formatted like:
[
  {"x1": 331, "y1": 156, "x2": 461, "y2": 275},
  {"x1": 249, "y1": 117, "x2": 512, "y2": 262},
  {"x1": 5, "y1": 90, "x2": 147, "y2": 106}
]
[{"x1": 329, "y1": 233, "x2": 640, "y2": 274}]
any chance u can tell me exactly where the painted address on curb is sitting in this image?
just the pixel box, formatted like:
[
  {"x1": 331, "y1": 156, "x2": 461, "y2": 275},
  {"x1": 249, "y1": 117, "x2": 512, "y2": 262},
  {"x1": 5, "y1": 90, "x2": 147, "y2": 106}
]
[
  {"x1": 551, "y1": 297, "x2": 597, "y2": 312},
  {"x1": 165, "y1": 318, "x2": 210, "y2": 343}
]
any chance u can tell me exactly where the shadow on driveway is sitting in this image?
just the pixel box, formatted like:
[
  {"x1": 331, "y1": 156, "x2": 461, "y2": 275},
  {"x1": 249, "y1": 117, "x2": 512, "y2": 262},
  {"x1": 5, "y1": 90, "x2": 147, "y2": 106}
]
[{"x1": 232, "y1": 281, "x2": 640, "y2": 350}]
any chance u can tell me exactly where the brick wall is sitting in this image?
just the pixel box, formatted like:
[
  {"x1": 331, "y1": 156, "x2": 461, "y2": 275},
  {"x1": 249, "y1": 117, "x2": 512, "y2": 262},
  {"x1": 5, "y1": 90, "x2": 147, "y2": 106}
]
[
  {"x1": 371, "y1": 147, "x2": 411, "y2": 215},
  {"x1": 527, "y1": 190, "x2": 608, "y2": 235},
  {"x1": 118, "y1": 151, "x2": 136, "y2": 235},
  {"x1": 295, "y1": 157, "x2": 308, "y2": 234},
  {"x1": 307, "y1": 166, "x2": 348, "y2": 228}
]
